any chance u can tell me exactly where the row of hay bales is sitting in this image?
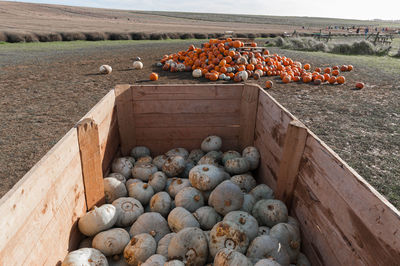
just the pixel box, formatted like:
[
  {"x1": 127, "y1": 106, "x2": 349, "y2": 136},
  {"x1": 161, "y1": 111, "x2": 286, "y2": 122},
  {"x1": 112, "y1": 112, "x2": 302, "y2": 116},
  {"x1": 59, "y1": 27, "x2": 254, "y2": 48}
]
[{"x1": 0, "y1": 31, "x2": 284, "y2": 43}]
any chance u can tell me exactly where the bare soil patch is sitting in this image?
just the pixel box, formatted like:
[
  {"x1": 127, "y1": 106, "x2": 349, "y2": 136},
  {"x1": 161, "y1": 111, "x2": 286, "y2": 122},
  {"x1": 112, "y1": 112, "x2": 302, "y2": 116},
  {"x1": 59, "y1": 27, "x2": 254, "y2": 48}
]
[{"x1": 0, "y1": 39, "x2": 399, "y2": 208}]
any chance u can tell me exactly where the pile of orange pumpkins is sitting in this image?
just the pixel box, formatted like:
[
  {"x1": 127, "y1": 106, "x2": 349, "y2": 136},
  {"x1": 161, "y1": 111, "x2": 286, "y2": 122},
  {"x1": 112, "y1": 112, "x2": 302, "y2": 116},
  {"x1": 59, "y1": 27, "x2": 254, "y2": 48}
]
[{"x1": 157, "y1": 38, "x2": 358, "y2": 88}]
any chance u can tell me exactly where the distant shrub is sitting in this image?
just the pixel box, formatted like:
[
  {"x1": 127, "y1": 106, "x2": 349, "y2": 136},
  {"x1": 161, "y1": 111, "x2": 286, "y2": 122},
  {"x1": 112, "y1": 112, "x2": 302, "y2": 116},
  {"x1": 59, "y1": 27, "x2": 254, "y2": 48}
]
[
  {"x1": 5, "y1": 32, "x2": 25, "y2": 43},
  {"x1": 235, "y1": 33, "x2": 248, "y2": 38},
  {"x1": 330, "y1": 40, "x2": 389, "y2": 56},
  {"x1": 166, "y1": 33, "x2": 180, "y2": 39},
  {"x1": 84, "y1": 32, "x2": 107, "y2": 41},
  {"x1": 149, "y1": 33, "x2": 162, "y2": 40},
  {"x1": 36, "y1": 33, "x2": 62, "y2": 42},
  {"x1": 23, "y1": 33, "x2": 39, "y2": 42}
]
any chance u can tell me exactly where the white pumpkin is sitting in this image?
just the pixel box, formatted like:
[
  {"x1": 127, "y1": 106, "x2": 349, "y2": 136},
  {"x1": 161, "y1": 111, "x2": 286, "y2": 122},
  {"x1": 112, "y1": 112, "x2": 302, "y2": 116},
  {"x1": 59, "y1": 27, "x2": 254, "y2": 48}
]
[
  {"x1": 133, "y1": 61, "x2": 143, "y2": 70},
  {"x1": 78, "y1": 204, "x2": 118, "y2": 236},
  {"x1": 92, "y1": 228, "x2": 130, "y2": 256},
  {"x1": 239, "y1": 71, "x2": 248, "y2": 81},
  {"x1": 62, "y1": 248, "x2": 108, "y2": 266},
  {"x1": 255, "y1": 69, "x2": 263, "y2": 77},
  {"x1": 177, "y1": 63, "x2": 186, "y2": 72},
  {"x1": 192, "y1": 69, "x2": 202, "y2": 78},
  {"x1": 99, "y1": 65, "x2": 112, "y2": 75}
]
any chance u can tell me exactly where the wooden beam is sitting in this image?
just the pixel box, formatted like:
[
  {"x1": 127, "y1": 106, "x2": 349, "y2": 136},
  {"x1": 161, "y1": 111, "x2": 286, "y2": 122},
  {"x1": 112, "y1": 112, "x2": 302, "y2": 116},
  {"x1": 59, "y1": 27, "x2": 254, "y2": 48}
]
[
  {"x1": 275, "y1": 120, "x2": 308, "y2": 208},
  {"x1": 115, "y1": 84, "x2": 135, "y2": 156},
  {"x1": 76, "y1": 118, "x2": 105, "y2": 210},
  {"x1": 239, "y1": 84, "x2": 259, "y2": 150}
]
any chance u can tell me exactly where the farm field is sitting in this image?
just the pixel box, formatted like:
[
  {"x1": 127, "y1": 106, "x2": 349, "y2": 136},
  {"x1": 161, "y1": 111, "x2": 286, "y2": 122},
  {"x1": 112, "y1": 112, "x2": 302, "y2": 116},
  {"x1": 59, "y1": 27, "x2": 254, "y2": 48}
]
[{"x1": 0, "y1": 38, "x2": 399, "y2": 208}]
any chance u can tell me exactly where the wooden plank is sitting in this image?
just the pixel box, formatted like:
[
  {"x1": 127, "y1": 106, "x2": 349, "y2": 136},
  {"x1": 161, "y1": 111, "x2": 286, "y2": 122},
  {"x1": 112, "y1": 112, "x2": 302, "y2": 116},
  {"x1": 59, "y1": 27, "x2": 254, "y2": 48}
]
[
  {"x1": 239, "y1": 84, "x2": 259, "y2": 150},
  {"x1": 24, "y1": 177, "x2": 86, "y2": 265},
  {"x1": 136, "y1": 139, "x2": 239, "y2": 156},
  {"x1": 115, "y1": 84, "x2": 135, "y2": 156},
  {"x1": 82, "y1": 90, "x2": 115, "y2": 129},
  {"x1": 99, "y1": 111, "x2": 120, "y2": 173},
  {"x1": 292, "y1": 179, "x2": 364, "y2": 266},
  {"x1": 0, "y1": 128, "x2": 79, "y2": 253},
  {"x1": 135, "y1": 126, "x2": 240, "y2": 141},
  {"x1": 275, "y1": 120, "x2": 308, "y2": 208},
  {"x1": 133, "y1": 99, "x2": 241, "y2": 114},
  {"x1": 131, "y1": 84, "x2": 243, "y2": 100},
  {"x1": 76, "y1": 118, "x2": 105, "y2": 210},
  {"x1": 134, "y1": 113, "x2": 240, "y2": 128},
  {"x1": 298, "y1": 134, "x2": 400, "y2": 265}
]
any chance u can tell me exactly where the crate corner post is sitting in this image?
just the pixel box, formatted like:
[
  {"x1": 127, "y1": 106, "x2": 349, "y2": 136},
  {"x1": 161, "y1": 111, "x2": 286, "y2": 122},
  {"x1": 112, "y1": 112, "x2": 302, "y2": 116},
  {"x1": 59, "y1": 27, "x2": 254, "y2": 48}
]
[
  {"x1": 239, "y1": 84, "x2": 260, "y2": 150},
  {"x1": 76, "y1": 118, "x2": 105, "y2": 210}
]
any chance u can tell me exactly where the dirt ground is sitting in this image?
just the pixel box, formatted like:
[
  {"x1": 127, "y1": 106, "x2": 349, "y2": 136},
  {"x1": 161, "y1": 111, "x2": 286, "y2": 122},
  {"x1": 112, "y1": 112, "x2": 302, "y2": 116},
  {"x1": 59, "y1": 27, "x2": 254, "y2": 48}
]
[{"x1": 0, "y1": 39, "x2": 399, "y2": 208}]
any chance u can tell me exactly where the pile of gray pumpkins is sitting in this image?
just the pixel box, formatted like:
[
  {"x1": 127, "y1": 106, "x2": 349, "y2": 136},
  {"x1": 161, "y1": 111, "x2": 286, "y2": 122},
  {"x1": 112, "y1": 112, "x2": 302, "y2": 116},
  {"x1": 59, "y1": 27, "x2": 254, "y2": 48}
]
[{"x1": 62, "y1": 136, "x2": 311, "y2": 266}]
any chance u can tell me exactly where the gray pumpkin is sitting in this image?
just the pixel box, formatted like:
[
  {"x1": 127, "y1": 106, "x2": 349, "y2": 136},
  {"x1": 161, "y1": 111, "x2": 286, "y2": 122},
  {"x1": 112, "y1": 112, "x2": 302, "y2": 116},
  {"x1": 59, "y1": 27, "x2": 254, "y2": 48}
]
[
  {"x1": 224, "y1": 157, "x2": 250, "y2": 175},
  {"x1": 124, "y1": 156, "x2": 136, "y2": 167},
  {"x1": 209, "y1": 220, "x2": 249, "y2": 257},
  {"x1": 197, "y1": 155, "x2": 219, "y2": 166},
  {"x1": 208, "y1": 180, "x2": 244, "y2": 216},
  {"x1": 164, "y1": 260, "x2": 184, "y2": 266},
  {"x1": 242, "y1": 146, "x2": 260, "y2": 170},
  {"x1": 252, "y1": 199, "x2": 288, "y2": 227},
  {"x1": 258, "y1": 226, "x2": 270, "y2": 236},
  {"x1": 201, "y1": 135, "x2": 222, "y2": 152},
  {"x1": 189, "y1": 164, "x2": 225, "y2": 191},
  {"x1": 214, "y1": 248, "x2": 253, "y2": 266},
  {"x1": 223, "y1": 211, "x2": 259, "y2": 241},
  {"x1": 269, "y1": 223, "x2": 301, "y2": 263},
  {"x1": 250, "y1": 184, "x2": 274, "y2": 201},
  {"x1": 130, "y1": 146, "x2": 151, "y2": 159},
  {"x1": 124, "y1": 233, "x2": 156, "y2": 265},
  {"x1": 193, "y1": 206, "x2": 222, "y2": 230},
  {"x1": 175, "y1": 187, "x2": 204, "y2": 212},
  {"x1": 168, "y1": 178, "x2": 191, "y2": 198},
  {"x1": 62, "y1": 248, "x2": 107, "y2": 266},
  {"x1": 142, "y1": 254, "x2": 166, "y2": 266},
  {"x1": 167, "y1": 227, "x2": 208, "y2": 265},
  {"x1": 92, "y1": 228, "x2": 130, "y2": 256},
  {"x1": 254, "y1": 258, "x2": 283, "y2": 266},
  {"x1": 104, "y1": 177, "x2": 128, "y2": 203},
  {"x1": 132, "y1": 163, "x2": 157, "y2": 181},
  {"x1": 129, "y1": 212, "x2": 170, "y2": 243},
  {"x1": 125, "y1": 178, "x2": 142, "y2": 188},
  {"x1": 246, "y1": 235, "x2": 290, "y2": 266},
  {"x1": 221, "y1": 151, "x2": 241, "y2": 165},
  {"x1": 241, "y1": 193, "x2": 256, "y2": 213},
  {"x1": 107, "y1": 173, "x2": 127, "y2": 184},
  {"x1": 112, "y1": 157, "x2": 134, "y2": 178},
  {"x1": 166, "y1": 148, "x2": 189, "y2": 159},
  {"x1": 149, "y1": 171, "x2": 168, "y2": 193},
  {"x1": 181, "y1": 159, "x2": 196, "y2": 178},
  {"x1": 230, "y1": 174, "x2": 257, "y2": 193},
  {"x1": 153, "y1": 155, "x2": 168, "y2": 170},
  {"x1": 150, "y1": 192, "x2": 172, "y2": 217},
  {"x1": 156, "y1": 233, "x2": 176, "y2": 257},
  {"x1": 296, "y1": 253, "x2": 311, "y2": 266},
  {"x1": 188, "y1": 149, "x2": 205, "y2": 163},
  {"x1": 167, "y1": 207, "x2": 200, "y2": 232},
  {"x1": 127, "y1": 182, "x2": 154, "y2": 205},
  {"x1": 107, "y1": 254, "x2": 129, "y2": 266},
  {"x1": 204, "y1": 150, "x2": 223, "y2": 163},
  {"x1": 135, "y1": 156, "x2": 153, "y2": 166},
  {"x1": 162, "y1": 156, "x2": 186, "y2": 177},
  {"x1": 112, "y1": 197, "x2": 144, "y2": 227}
]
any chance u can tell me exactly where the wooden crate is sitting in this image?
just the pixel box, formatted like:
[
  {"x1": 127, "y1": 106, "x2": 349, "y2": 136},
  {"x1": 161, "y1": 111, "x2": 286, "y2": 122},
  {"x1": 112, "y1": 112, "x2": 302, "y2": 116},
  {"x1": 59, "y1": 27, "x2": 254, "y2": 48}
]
[{"x1": 0, "y1": 84, "x2": 399, "y2": 265}]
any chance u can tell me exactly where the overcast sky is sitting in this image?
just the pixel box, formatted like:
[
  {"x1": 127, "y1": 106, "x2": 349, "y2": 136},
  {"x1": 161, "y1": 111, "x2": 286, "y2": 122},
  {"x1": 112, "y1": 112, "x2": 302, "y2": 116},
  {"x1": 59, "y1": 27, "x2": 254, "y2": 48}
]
[{"x1": 8, "y1": 0, "x2": 400, "y2": 21}]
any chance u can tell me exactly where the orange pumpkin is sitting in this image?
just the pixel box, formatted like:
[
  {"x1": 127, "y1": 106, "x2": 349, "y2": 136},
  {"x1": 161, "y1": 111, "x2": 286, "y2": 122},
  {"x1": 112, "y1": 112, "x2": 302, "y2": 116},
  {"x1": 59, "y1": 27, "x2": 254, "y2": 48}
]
[
  {"x1": 355, "y1": 82, "x2": 364, "y2": 89},
  {"x1": 314, "y1": 79, "x2": 322, "y2": 85},
  {"x1": 337, "y1": 76, "x2": 346, "y2": 84},
  {"x1": 303, "y1": 75, "x2": 312, "y2": 83},
  {"x1": 315, "y1": 67, "x2": 322, "y2": 73},
  {"x1": 304, "y1": 64, "x2": 311, "y2": 70},
  {"x1": 209, "y1": 73, "x2": 219, "y2": 81},
  {"x1": 265, "y1": 80, "x2": 273, "y2": 89},
  {"x1": 324, "y1": 67, "x2": 332, "y2": 74},
  {"x1": 347, "y1": 65, "x2": 354, "y2": 71},
  {"x1": 150, "y1": 72, "x2": 159, "y2": 81},
  {"x1": 332, "y1": 70, "x2": 340, "y2": 76},
  {"x1": 282, "y1": 75, "x2": 291, "y2": 83},
  {"x1": 328, "y1": 76, "x2": 337, "y2": 84},
  {"x1": 340, "y1": 65, "x2": 348, "y2": 72}
]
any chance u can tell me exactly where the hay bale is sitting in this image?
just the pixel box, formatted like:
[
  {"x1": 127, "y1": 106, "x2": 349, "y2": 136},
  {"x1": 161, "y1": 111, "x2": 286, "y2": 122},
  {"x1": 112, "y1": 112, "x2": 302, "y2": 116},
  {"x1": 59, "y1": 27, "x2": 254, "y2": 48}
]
[
  {"x1": 330, "y1": 43, "x2": 352, "y2": 54},
  {"x1": 60, "y1": 32, "x2": 86, "y2": 41},
  {"x1": 108, "y1": 33, "x2": 131, "y2": 40},
  {"x1": 5, "y1": 32, "x2": 25, "y2": 43},
  {"x1": 0, "y1": 32, "x2": 7, "y2": 42},
  {"x1": 150, "y1": 33, "x2": 162, "y2": 40},
  {"x1": 194, "y1": 33, "x2": 207, "y2": 39},
  {"x1": 351, "y1": 40, "x2": 375, "y2": 55},
  {"x1": 179, "y1": 33, "x2": 194, "y2": 39},
  {"x1": 130, "y1": 32, "x2": 149, "y2": 40},
  {"x1": 84, "y1": 32, "x2": 107, "y2": 41}
]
